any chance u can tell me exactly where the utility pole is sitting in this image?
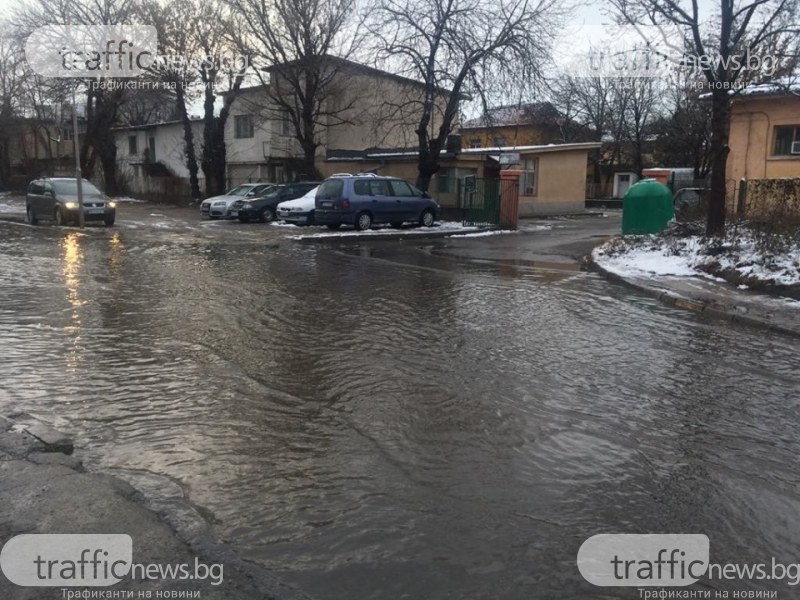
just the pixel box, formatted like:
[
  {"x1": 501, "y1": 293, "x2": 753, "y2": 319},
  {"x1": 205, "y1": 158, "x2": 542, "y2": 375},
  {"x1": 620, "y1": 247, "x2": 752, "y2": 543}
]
[
  {"x1": 66, "y1": 13, "x2": 84, "y2": 228},
  {"x1": 71, "y1": 82, "x2": 84, "y2": 228}
]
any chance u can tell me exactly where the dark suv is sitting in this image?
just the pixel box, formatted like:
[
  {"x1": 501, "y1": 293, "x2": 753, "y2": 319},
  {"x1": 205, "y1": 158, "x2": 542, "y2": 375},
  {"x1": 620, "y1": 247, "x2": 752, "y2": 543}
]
[
  {"x1": 26, "y1": 178, "x2": 116, "y2": 226},
  {"x1": 314, "y1": 175, "x2": 438, "y2": 230},
  {"x1": 233, "y1": 181, "x2": 321, "y2": 223}
]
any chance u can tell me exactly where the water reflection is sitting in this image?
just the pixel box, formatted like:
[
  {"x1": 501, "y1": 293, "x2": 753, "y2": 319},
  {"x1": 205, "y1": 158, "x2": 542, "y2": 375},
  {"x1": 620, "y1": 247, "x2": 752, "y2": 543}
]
[{"x1": 61, "y1": 232, "x2": 85, "y2": 371}]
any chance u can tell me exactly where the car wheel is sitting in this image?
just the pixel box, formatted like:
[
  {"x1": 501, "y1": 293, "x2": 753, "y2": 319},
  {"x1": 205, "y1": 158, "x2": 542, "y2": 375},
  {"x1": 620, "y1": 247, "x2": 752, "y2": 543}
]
[
  {"x1": 420, "y1": 209, "x2": 435, "y2": 227},
  {"x1": 355, "y1": 211, "x2": 373, "y2": 231},
  {"x1": 390, "y1": 221, "x2": 403, "y2": 228},
  {"x1": 104, "y1": 216, "x2": 115, "y2": 226},
  {"x1": 55, "y1": 207, "x2": 66, "y2": 226},
  {"x1": 26, "y1": 206, "x2": 38, "y2": 225},
  {"x1": 326, "y1": 224, "x2": 341, "y2": 230},
  {"x1": 260, "y1": 208, "x2": 275, "y2": 223},
  {"x1": 307, "y1": 210, "x2": 315, "y2": 226}
]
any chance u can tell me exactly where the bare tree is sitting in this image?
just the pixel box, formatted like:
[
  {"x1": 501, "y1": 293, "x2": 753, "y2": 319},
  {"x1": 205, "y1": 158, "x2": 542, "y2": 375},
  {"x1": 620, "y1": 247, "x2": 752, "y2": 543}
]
[
  {"x1": 552, "y1": 75, "x2": 631, "y2": 192},
  {"x1": 227, "y1": 0, "x2": 362, "y2": 179},
  {"x1": 620, "y1": 77, "x2": 661, "y2": 176},
  {"x1": 369, "y1": 0, "x2": 561, "y2": 191},
  {"x1": 649, "y1": 71, "x2": 713, "y2": 178},
  {"x1": 0, "y1": 32, "x2": 25, "y2": 189},
  {"x1": 136, "y1": 0, "x2": 209, "y2": 200},
  {"x1": 12, "y1": 0, "x2": 141, "y2": 194},
  {"x1": 609, "y1": 0, "x2": 800, "y2": 235}
]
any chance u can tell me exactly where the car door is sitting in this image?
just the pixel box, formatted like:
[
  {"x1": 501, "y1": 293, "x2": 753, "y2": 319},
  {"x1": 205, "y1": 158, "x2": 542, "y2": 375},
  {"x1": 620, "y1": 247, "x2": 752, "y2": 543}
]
[
  {"x1": 27, "y1": 181, "x2": 41, "y2": 216},
  {"x1": 41, "y1": 181, "x2": 56, "y2": 216},
  {"x1": 366, "y1": 179, "x2": 393, "y2": 223},
  {"x1": 387, "y1": 179, "x2": 420, "y2": 222}
]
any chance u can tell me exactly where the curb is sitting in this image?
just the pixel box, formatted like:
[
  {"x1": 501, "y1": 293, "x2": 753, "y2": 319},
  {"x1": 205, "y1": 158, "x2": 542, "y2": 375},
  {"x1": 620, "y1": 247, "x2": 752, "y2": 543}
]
[
  {"x1": 588, "y1": 257, "x2": 800, "y2": 339},
  {"x1": 2, "y1": 413, "x2": 75, "y2": 454},
  {"x1": 290, "y1": 226, "x2": 497, "y2": 243}
]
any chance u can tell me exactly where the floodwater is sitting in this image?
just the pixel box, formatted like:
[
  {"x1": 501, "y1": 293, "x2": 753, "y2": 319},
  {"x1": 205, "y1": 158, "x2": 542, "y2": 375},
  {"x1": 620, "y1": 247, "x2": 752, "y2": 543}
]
[{"x1": 1, "y1": 214, "x2": 799, "y2": 599}]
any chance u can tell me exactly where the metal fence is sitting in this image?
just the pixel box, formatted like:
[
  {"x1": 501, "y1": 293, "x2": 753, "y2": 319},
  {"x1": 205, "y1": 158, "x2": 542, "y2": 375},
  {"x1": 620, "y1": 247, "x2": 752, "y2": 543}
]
[{"x1": 459, "y1": 177, "x2": 502, "y2": 227}]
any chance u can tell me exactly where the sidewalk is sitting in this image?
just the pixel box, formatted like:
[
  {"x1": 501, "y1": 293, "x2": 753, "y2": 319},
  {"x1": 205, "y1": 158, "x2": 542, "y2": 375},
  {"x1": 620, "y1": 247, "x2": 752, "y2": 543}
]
[
  {"x1": 590, "y1": 255, "x2": 800, "y2": 338},
  {"x1": 0, "y1": 415, "x2": 310, "y2": 600}
]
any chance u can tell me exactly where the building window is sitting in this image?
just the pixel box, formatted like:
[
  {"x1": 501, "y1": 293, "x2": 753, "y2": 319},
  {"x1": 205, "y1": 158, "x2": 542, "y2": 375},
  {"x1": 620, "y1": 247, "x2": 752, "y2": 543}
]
[
  {"x1": 773, "y1": 126, "x2": 800, "y2": 156},
  {"x1": 520, "y1": 157, "x2": 538, "y2": 196},
  {"x1": 234, "y1": 114, "x2": 255, "y2": 139},
  {"x1": 469, "y1": 138, "x2": 481, "y2": 149},
  {"x1": 128, "y1": 135, "x2": 138, "y2": 155},
  {"x1": 437, "y1": 168, "x2": 453, "y2": 193},
  {"x1": 148, "y1": 137, "x2": 156, "y2": 161},
  {"x1": 493, "y1": 137, "x2": 507, "y2": 148},
  {"x1": 281, "y1": 115, "x2": 293, "y2": 136}
]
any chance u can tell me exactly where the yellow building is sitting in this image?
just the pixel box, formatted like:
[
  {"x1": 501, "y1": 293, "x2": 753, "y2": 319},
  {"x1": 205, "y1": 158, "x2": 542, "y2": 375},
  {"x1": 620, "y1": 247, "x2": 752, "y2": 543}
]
[
  {"x1": 458, "y1": 103, "x2": 592, "y2": 149},
  {"x1": 727, "y1": 88, "x2": 800, "y2": 181},
  {"x1": 325, "y1": 141, "x2": 600, "y2": 216}
]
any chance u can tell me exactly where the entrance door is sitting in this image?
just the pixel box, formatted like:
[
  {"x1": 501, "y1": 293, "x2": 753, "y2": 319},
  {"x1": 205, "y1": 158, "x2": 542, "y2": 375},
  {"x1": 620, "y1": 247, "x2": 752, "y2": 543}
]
[{"x1": 617, "y1": 174, "x2": 632, "y2": 197}]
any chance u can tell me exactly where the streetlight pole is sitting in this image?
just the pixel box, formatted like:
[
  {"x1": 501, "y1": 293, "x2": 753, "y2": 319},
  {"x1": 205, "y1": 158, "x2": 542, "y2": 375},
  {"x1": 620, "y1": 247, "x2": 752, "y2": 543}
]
[{"x1": 71, "y1": 78, "x2": 84, "y2": 227}]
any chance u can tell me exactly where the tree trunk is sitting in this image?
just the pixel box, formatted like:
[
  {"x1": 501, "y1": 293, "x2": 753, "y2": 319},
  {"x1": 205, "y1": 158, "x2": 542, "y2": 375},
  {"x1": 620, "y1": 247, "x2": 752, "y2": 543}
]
[
  {"x1": 83, "y1": 88, "x2": 123, "y2": 195},
  {"x1": 706, "y1": 88, "x2": 731, "y2": 236},
  {"x1": 99, "y1": 150, "x2": 118, "y2": 196},
  {"x1": 176, "y1": 85, "x2": 201, "y2": 202}
]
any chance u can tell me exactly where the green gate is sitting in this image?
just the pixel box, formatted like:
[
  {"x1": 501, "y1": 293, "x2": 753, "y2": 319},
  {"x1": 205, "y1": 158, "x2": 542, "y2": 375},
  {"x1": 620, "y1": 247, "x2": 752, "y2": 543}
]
[{"x1": 460, "y1": 176, "x2": 501, "y2": 227}]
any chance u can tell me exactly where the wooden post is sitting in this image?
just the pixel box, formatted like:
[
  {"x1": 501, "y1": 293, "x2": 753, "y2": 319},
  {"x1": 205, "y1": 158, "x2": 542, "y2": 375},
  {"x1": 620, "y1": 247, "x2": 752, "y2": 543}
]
[{"x1": 499, "y1": 170, "x2": 521, "y2": 229}]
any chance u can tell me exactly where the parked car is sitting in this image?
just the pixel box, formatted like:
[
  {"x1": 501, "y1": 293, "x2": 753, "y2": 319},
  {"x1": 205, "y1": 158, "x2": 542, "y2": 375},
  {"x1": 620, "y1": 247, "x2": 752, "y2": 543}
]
[
  {"x1": 234, "y1": 181, "x2": 320, "y2": 223},
  {"x1": 673, "y1": 187, "x2": 708, "y2": 221},
  {"x1": 200, "y1": 183, "x2": 274, "y2": 219},
  {"x1": 26, "y1": 177, "x2": 116, "y2": 226},
  {"x1": 314, "y1": 175, "x2": 439, "y2": 230},
  {"x1": 276, "y1": 186, "x2": 320, "y2": 225}
]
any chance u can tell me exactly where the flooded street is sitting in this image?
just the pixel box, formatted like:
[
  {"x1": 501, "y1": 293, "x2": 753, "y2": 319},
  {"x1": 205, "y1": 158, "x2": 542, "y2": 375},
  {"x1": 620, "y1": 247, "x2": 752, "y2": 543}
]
[{"x1": 1, "y1": 207, "x2": 799, "y2": 599}]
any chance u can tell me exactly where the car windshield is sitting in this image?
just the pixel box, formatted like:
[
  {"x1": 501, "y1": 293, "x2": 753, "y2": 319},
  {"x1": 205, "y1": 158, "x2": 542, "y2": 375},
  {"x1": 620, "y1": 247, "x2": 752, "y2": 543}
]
[
  {"x1": 51, "y1": 180, "x2": 102, "y2": 196},
  {"x1": 227, "y1": 185, "x2": 255, "y2": 196}
]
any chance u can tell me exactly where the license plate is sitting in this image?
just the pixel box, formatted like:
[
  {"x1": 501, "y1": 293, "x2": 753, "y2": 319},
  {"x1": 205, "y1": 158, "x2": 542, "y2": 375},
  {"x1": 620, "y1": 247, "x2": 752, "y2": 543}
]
[
  {"x1": 87, "y1": 208, "x2": 104, "y2": 214},
  {"x1": 230, "y1": 210, "x2": 238, "y2": 217},
  {"x1": 321, "y1": 201, "x2": 333, "y2": 208}
]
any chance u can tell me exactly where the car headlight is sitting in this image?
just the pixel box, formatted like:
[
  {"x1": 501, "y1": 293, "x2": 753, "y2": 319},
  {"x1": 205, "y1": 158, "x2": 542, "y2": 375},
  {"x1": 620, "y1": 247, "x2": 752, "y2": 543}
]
[
  {"x1": 64, "y1": 202, "x2": 78, "y2": 209},
  {"x1": 107, "y1": 201, "x2": 117, "y2": 208}
]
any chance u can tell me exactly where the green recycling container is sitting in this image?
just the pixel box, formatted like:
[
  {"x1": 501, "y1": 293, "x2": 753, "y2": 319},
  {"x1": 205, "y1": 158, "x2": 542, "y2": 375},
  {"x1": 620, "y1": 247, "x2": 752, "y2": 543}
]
[{"x1": 621, "y1": 179, "x2": 675, "y2": 235}]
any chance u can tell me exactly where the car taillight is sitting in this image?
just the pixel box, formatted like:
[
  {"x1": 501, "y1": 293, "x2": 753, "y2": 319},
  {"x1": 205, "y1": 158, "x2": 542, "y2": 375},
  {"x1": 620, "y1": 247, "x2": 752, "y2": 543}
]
[{"x1": 341, "y1": 199, "x2": 350, "y2": 209}]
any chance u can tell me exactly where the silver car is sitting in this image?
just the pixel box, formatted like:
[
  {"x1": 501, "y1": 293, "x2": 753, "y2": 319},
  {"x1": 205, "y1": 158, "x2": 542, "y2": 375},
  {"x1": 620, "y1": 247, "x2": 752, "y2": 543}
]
[
  {"x1": 200, "y1": 183, "x2": 274, "y2": 219},
  {"x1": 26, "y1": 178, "x2": 116, "y2": 226}
]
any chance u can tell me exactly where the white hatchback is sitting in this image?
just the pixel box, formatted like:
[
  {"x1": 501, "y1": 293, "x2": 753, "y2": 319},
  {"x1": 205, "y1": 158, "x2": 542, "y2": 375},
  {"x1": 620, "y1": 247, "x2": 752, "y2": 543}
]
[{"x1": 276, "y1": 186, "x2": 320, "y2": 226}]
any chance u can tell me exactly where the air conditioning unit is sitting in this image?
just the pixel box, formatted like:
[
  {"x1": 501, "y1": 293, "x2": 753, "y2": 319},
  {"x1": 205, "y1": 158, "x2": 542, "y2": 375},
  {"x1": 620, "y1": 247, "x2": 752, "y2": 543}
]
[{"x1": 792, "y1": 141, "x2": 800, "y2": 155}]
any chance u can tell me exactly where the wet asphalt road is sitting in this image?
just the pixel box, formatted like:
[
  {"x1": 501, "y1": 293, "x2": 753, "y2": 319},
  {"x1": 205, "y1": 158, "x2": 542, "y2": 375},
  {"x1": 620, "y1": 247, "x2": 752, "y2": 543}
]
[{"x1": 1, "y1": 200, "x2": 799, "y2": 599}]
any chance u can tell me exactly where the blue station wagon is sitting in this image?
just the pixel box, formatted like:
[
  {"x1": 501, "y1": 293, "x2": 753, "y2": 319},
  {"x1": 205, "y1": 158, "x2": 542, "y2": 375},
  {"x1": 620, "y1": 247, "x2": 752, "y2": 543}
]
[{"x1": 314, "y1": 175, "x2": 439, "y2": 230}]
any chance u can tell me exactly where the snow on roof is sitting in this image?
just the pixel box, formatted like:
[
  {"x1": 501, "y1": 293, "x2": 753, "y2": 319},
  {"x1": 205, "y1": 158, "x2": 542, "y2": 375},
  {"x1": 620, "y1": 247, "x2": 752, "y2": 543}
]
[
  {"x1": 699, "y1": 79, "x2": 800, "y2": 100},
  {"x1": 461, "y1": 102, "x2": 564, "y2": 129},
  {"x1": 462, "y1": 142, "x2": 601, "y2": 154}
]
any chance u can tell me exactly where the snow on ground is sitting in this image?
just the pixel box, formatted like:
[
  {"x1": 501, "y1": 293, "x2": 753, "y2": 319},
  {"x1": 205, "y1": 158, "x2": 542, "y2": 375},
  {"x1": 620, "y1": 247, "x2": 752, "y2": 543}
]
[
  {"x1": 283, "y1": 221, "x2": 483, "y2": 239},
  {"x1": 111, "y1": 196, "x2": 148, "y2": 203},
  {"x1": 593, "y1": 238, "x2": 706, "y2": 279},
  {"x1": 593, "y1": 232, "x2": 800, "y2": 287},
  {"x1": 0, "y1": 197, "x2": 24, "y2": 214},
  {"x1": 715, "y1": 237, "x2": 800, "y2": 287},
  {"x1": 458, "y1": 230, "x2": 519, "y2": 238}
]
